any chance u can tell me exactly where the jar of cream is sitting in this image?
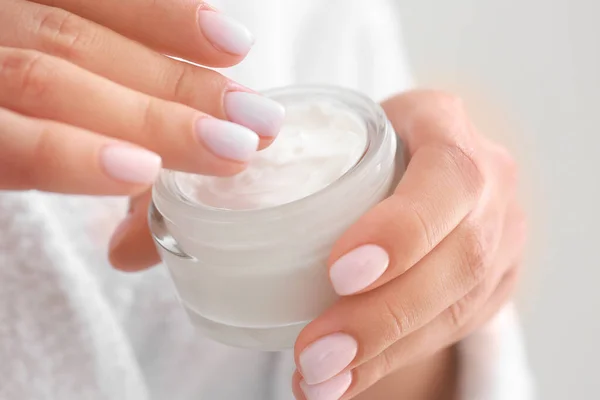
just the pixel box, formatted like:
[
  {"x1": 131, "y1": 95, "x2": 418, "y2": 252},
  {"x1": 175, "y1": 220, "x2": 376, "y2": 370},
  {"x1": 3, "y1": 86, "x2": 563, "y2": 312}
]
[{"x1": 150, "y1": 85, "x2": 405, "y2": 351}]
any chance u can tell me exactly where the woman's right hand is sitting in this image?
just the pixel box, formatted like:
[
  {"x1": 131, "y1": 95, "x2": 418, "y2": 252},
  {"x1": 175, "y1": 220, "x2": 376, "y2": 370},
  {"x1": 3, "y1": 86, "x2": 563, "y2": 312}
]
[{"x1": 0, "y1": 0, "x2": 285, "y2": 268}]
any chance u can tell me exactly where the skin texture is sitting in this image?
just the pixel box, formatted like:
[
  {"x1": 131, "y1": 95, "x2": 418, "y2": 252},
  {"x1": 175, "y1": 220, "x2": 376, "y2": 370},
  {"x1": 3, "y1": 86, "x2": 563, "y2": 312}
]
[
  {"x1": 0, "y1": 0, "x2": 277, "y2": 260},
  {"x1": 292, "y1": 92, "x2": 526, "y2": 399},
  {"x1": 0, "y1": 1, "x2": 527, "y2": 399},
  {"x1": 352, "y1": 346, "x2": 458, "y2": 400}
]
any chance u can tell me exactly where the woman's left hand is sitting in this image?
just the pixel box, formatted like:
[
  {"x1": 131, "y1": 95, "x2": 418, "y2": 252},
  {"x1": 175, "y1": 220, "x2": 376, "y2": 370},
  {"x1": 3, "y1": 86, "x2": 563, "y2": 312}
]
[{"x1": 293, "y1": 91, "x2": 527, "y2": 400}]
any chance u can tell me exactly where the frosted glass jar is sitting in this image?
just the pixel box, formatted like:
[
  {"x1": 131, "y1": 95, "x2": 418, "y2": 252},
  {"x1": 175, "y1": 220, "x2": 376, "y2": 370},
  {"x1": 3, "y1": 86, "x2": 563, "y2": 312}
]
[{"x1": 149, "y1": 85, "x2": 405, "y2": 351}]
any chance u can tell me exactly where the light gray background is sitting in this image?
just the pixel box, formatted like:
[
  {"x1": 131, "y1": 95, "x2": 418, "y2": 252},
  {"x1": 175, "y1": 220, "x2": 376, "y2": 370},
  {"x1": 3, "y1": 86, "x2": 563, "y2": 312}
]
[{"x1": 396, "y1": 1, "x2": 599, "y2": 398}]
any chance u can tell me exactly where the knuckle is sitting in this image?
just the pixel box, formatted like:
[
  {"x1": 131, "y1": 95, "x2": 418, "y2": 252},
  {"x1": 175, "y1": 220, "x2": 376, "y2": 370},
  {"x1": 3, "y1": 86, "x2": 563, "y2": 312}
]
[
  {"x1": 460, "y1": 222, "x2": 493, "y2": 284},
  {"x1": 36, "y1": 9, "x2": 92, "y2": 61},
  {"x1": 379, "y1": 349, "x2": 399, "y2": 378},
  {"x1": 448, "y1": 284, "x2": 486, "y2": 329},
  {"x1": 139, "y1": 97, "x2": 161, "y2": 144},
  {"x1": 370, "y1": 346, "x2": 413, "y2": 385},
  {"x1": 348, "y1": 364, "x2": 381, "y2": 399},
  {"x1": 448, "y1": 298, "x2": 470, "y2": 329},
  {"x1": 0, "y1": 49, "x2": 52, "y2": 99},
  {"x1": 443, "y1": 145, "x2": 486, "y2": 202},
  {"x1": 12, "y1": 123, "x2": 55, "y2": 190},
  {"x1": 404, "y1": 201, "x2": 437, "y2": 251},
  {"x1": 380, "y1": 297, "x2": 418, "y2": 342},
  {"x1": 170, "y1": 65, "x2": 229, "y2": 115},
  {"x1": 171, "y1": 65, "x2": 194, "y2": 103},
  {"x1": 26, "y1": 127, "x2": 55, "y2": 189}
]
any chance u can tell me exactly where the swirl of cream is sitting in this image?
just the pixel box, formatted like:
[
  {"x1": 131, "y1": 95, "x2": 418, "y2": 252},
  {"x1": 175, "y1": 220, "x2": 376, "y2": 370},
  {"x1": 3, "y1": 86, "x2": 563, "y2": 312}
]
[{"x1": 176, "y1": 102, "x2": 368, "y2": 210}]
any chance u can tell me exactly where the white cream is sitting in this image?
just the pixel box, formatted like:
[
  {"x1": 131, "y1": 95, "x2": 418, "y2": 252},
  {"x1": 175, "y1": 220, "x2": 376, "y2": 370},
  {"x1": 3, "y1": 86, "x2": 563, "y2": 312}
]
[{"x1": 176, "y1": 101, "x2": 368, "y2": 210}]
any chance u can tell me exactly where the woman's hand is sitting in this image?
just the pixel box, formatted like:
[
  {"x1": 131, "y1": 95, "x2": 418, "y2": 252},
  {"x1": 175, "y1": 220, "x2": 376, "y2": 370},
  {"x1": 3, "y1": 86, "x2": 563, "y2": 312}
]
[
  {"x1": 0, "y1": 0, "x2": 285, "y2": 269},
  {"x1": 293, "y1": 91, "x2": 526, "y2": 400}
]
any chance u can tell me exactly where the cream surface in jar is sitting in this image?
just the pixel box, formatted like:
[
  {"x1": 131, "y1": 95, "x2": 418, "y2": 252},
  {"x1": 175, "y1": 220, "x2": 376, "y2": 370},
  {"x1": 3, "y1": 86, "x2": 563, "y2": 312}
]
[
  {"x1": 150, "y1": 86, "x2": 404, "y2": 350},
  {"x1": 177, "y1": 101, "x2": 368, "y2": 210}
]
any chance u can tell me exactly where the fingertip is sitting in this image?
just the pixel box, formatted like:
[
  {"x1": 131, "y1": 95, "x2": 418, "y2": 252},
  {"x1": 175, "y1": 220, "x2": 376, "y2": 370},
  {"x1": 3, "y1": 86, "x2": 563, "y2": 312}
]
[
  {"x1": 195, "y1": 118, "x2": 259, "y2": 162},
  {"x1": 224, "y1": 92, "x2": 286, "y2": 139},
  {"x1": 100, "y1": 144, "x2": 162, "y2": 185},
  {"x1": 109, "y1": 232, "x2": 161, "y2": 272},
  {"x1": 291, "y1": 371, "x2": 305, "y2": 400},
  {"x1": 298, "y1": 371, "x2": 353, "y2": 400},
  {"x1": 257, "y1": 136, "x2": 276, "y2": 150},
  {"x1": 108, "y1": 214, "x2": 134, "y2": 253},
  {"x1": 196, "y1": 7, "x2": 255, "y2": 59},
  {"x1": 329, "y1": 244, "x2": 390, "y2": 296},
  {"x1": 109, "y1": 212, "x2": 160, "y2": 272}
]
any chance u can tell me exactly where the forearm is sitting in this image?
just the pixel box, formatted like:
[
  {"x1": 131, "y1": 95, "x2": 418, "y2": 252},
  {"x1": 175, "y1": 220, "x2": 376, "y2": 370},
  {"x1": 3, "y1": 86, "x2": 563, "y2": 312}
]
[{"x1": 354, "y1": 346, "x2": 458, "y2": 400}]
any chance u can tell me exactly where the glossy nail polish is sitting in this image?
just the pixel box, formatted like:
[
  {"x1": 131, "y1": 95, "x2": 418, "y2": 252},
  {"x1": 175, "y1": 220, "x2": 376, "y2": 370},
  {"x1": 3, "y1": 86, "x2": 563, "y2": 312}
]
[
  {"x1": 300, "y1": 371, "x2": 352, "y2": 400},
  {"x1": 224, "y1": 92, "x2": 285, "y2": 138},
  {"x1": 329, "y1": 244, "x2": 390, "y2": 295},
  {"x1": 195, "y1": 118, "x2": 259, "y2": 161},
  {"x1": 100, "y1": 145, "x2": 162, "y2": 185},
  {"x1": 198, "y1": 10, "x2": 255, "y2": 56},
  {"x1": 299, "y1": 333, "x2": 358, "y2": 385}
]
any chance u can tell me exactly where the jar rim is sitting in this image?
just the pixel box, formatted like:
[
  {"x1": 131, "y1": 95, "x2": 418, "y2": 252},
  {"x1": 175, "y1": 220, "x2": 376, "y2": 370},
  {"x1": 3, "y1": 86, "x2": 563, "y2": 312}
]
[{"x1": 152, "y1": 85, "x2": 391, "y2": 223}]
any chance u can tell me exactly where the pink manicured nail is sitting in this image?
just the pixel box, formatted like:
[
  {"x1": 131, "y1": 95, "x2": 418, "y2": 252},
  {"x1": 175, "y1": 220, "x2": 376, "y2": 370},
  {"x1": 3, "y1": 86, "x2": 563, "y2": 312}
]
[
  {"x1": 299, "y1": 333, "x2": 357, "y2": 385},
  {"x1": 300, "y1": 371, "x2": 352, "y2": 400},
  {"x1": 195, "y1": 118, "x2": 259, "y2": 161},
  {"x1": 224, "y1": 92, "x2": 285, "y2": 137},
  {"x1": 100, "y1": 145, "x2": 161, "y2": 185},
  {"x1": 329, "y1": 245, "x2": 390, "y2": 296},
  {"x1": 198, "y1": 10, "x2": 255, "y2": 56}
]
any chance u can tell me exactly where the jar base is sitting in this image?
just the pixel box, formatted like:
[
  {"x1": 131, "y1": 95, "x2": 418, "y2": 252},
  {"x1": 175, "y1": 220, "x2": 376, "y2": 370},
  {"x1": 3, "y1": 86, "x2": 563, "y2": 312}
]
[{"x1": 183, "y1": 304, "x2": 308, "y2": 351}]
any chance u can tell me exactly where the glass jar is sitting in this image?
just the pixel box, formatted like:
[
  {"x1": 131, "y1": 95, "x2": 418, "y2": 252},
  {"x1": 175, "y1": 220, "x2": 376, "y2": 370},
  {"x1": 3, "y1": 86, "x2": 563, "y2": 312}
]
[{"x1": 149, "y1": 85, "x2": 405, "y2": 351}]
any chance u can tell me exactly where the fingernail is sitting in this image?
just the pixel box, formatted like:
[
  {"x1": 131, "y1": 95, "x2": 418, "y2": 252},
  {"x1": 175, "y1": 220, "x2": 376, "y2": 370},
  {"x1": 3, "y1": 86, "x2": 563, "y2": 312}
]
[
  {"x1": 299, "y1": 333, "x2": 357, "y2": 385},
  {"x1": 224, "y1": 92, "x2": 285, "y2": 138},
  {"x1": 109, "y1": 214, "x2": 134, "y2": 252},
  {"x1": 100, "y1": 145, "x2": 162, "y2": 185},
  {"x1": 300, "y1": 371, "x2": 352, "y2": 400},
  {"x1": 195, "y1": 118, "x2": 259, "y2": 162},
  {"x1": 329, "y1": 245, "x2": 390, "y2": 296},
  {"x1": 198, "y1": 10, "x2": 255, "y2": 56}
]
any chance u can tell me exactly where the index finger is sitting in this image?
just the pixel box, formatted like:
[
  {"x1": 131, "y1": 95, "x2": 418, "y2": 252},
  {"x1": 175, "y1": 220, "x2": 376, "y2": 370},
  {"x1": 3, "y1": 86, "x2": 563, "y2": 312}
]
[
  {"x1": 2, "y1": 1, "x2": 284, "y2": 141},
  {"x1": 30, "y1": 0, "x2": 254, "y2": 67}
]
